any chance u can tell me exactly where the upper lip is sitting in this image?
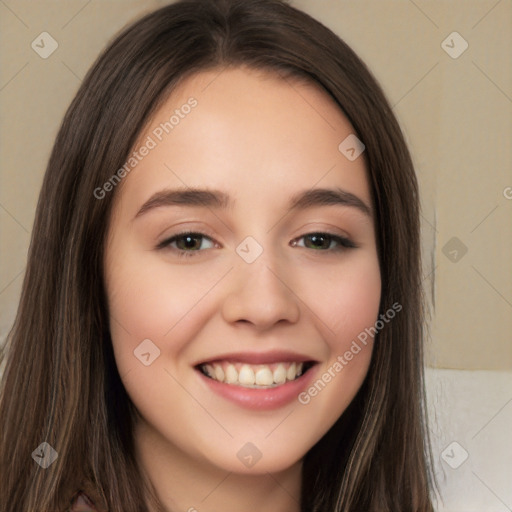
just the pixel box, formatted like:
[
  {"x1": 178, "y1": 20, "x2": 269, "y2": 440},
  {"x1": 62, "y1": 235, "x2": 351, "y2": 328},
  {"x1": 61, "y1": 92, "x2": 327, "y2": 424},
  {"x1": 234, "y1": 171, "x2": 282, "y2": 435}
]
[{"x1": 195, "y1": 350, "x2": 317, "y2": 366}]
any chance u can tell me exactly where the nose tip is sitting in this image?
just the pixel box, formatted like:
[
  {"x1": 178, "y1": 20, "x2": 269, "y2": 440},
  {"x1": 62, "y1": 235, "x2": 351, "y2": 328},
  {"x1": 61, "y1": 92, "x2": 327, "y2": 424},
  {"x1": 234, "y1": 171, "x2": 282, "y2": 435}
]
[{"x1": 221, "y1": 262, "x2": 301, "y2": 330}]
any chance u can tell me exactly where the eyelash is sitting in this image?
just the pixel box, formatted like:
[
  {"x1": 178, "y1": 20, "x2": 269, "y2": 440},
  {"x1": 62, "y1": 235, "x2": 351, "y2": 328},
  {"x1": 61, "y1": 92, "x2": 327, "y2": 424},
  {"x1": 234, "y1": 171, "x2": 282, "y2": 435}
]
[{"x1": 157, "y1": 230, "x2": 357, "y2": 258}]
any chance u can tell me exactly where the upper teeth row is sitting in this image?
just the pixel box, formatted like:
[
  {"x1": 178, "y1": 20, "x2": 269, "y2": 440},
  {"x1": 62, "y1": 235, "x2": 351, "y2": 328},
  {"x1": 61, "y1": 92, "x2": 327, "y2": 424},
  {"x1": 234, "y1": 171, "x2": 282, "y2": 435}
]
[{"x1": 201, "y1": 362, "x2": 304, "y2": 388}]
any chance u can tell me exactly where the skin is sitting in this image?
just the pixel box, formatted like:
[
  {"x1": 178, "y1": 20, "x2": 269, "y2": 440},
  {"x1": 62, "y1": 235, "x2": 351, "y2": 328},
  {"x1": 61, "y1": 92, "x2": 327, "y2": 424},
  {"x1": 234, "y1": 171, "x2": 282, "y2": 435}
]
[{"x1": 104, "y1": 66, "x2": 381, "y2": 512}]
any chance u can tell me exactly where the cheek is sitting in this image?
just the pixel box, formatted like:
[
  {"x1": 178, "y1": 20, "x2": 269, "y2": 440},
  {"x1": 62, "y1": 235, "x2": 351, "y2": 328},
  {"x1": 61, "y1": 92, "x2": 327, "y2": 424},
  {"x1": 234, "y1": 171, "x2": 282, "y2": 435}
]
[
  {"x1": 105, "y1": 247, "x2": 229, "y2": 371},
  {"x1": 300, "y1": 252, "x2": 382, "y2": 345},
  {"x1": 293, "y1": 255, "x2": 380, "y2": 440}
]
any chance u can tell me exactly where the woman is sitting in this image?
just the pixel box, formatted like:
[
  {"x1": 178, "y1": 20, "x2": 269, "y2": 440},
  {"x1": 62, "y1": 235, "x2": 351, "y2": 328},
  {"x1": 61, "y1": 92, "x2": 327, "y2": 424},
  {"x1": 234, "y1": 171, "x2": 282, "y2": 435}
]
[{"x1": 0, "y1": 0, "x2": 437, "y2": 510}]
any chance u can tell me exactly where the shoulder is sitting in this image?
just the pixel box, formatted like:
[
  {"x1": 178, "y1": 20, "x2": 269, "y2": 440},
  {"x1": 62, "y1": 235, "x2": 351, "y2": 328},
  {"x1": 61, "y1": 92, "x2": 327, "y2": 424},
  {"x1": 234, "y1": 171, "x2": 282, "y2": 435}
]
[{"x1": 69, "y1": 492, "x2": 98, "y2": 512}]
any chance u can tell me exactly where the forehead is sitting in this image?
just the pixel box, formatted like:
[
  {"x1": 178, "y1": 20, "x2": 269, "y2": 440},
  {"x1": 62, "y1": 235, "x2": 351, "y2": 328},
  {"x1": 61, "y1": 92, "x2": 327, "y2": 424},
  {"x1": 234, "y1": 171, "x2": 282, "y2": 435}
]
[{"x1": 116, "y1": 66, "x2": 370, "y2": 214}]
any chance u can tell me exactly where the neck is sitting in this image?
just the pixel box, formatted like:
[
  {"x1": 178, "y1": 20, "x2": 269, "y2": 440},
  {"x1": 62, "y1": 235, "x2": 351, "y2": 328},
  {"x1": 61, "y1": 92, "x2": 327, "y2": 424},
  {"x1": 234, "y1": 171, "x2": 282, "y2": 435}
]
[{"x1": 134, "y1": 418, "x2": 303, "y2": 512}]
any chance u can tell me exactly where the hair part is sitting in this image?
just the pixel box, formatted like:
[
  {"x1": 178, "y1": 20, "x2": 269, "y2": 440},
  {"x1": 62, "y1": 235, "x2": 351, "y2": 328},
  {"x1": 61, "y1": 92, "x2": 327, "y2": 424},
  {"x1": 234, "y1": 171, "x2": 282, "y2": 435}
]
[{"x1": 0, "y1": 0, "x2": 437, "y2": 510}]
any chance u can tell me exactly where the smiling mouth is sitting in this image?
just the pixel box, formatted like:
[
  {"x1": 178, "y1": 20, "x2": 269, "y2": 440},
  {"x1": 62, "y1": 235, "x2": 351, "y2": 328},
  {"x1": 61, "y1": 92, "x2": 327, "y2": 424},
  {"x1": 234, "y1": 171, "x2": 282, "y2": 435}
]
[{"x1": 197, "y1": 360, "x2": 316, "y2": 389}]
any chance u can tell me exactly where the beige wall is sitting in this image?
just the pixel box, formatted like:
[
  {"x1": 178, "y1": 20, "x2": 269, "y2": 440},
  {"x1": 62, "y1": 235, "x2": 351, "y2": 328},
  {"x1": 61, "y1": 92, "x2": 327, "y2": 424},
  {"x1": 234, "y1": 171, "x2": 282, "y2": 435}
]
[{"x1": 1, "y1": 0, "x2": 511, "y2": 370}]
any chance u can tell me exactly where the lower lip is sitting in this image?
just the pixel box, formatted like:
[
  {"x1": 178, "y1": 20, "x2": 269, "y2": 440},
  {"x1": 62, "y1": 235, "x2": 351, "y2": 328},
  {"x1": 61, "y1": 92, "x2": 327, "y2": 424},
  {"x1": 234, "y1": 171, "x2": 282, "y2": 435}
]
[{"x1": 196, "y1": 366, "x2": 317, "y2": 410}]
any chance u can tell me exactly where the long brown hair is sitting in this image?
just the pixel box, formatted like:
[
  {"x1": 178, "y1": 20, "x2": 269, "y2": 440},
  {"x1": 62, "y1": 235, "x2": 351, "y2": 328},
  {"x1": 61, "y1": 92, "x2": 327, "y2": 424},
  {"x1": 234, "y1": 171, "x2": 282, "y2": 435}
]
[{"x1": 0, "y1": 0, "x2": 437, "y2": 510}]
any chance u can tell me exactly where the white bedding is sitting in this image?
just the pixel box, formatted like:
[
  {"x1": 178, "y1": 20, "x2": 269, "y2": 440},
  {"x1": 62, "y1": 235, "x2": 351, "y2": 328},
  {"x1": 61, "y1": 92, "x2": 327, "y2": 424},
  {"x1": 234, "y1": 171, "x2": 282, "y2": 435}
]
[{"x1": 426, "y1": 368, "x2": 512, "y2": 511}]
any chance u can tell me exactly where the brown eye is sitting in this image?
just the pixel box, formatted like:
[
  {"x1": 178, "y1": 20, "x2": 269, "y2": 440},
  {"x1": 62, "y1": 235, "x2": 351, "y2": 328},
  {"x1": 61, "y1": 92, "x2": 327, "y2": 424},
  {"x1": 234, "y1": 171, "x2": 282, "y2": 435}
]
[
  {"x1": 303, "y1": 233, "x2": 333, "y2": 250},
  {"x1": 291, "y1": 232, "x2": 356, "y2": 251},
  {"x1": 174, "y1": 233, "x2": 204, "y2": 251},
  {"x1": 157, "y1": 231, "x2": 216, "y2": 254}
]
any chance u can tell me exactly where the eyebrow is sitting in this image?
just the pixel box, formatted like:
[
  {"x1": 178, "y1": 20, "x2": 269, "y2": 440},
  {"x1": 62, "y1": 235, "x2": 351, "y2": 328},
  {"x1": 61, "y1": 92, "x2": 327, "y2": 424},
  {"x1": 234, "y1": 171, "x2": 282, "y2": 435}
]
[
  {"x1": 288, "y1": 187, "x2": 371, "y2": 217},
  {"x1": 134, "y1": 186, "x2": 372, "y2": 218}
]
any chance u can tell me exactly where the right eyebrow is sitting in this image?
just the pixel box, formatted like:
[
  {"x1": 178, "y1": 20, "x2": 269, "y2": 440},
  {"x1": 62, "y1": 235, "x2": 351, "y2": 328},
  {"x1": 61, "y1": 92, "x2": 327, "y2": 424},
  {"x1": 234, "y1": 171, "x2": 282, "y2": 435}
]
[{"x1": 134, "y1": 188, "x2": 232, "y2": 219}]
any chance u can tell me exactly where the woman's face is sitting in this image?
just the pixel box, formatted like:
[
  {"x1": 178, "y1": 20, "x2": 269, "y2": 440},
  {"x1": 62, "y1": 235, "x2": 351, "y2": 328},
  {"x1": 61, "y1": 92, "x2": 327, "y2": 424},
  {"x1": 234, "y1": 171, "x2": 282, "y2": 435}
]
[{"x1": 104, "y1": 67, "x2": 381, "y2": 475}]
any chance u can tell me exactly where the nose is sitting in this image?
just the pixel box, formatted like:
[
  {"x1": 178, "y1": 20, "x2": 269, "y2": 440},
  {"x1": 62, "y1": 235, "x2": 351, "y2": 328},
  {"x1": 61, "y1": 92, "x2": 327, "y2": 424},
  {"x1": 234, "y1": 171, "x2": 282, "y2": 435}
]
[{"x1": 221, "y1": 257, "x2": 301, "y2": 331}]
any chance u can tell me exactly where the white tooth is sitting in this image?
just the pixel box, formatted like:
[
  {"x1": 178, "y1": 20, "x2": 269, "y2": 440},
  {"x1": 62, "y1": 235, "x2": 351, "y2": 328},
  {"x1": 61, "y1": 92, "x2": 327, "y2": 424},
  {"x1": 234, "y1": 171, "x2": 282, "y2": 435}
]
[
  {"x1": 255, "y1": 367, "x2": 273, "y2": 386},
  {"x1": 273, "y1": 364, "x2": 287, "y2": 384},
  {"x1": 225, "y1": 364, "x2": 238, "y2": 384},
  {"x1": 204, "y1": 364, "x2": 214, "y2": 378},
  {"x1": 296, "y1": 362, "x2": 304, "y2": 376},
  {"x1": 214, "y1": 365, "x2": 225, "y2": 382},
  {"x1": 286, "y1": 362, "x2": 297, "y2": 381},
  {"x1": 238, "y1": 365, "x2": 255, "y2": 385}
]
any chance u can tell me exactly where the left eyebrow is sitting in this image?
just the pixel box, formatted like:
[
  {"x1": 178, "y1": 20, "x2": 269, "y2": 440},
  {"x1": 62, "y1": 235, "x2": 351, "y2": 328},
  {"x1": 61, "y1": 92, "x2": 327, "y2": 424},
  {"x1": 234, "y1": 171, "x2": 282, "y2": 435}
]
[
  {"x1": 133, "y1": 186, "x2": 372, "y2": 219},
  {"x1": 288, "y1": 187, "x2": 372, "y2": 217}
]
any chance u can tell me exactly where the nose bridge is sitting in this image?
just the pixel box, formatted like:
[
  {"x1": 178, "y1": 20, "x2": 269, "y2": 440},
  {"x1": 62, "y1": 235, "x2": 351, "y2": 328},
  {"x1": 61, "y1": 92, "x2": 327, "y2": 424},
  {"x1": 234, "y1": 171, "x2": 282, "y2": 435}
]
[{"x1": 221, "y1": 241, "x2": 301, "y2": 328}]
